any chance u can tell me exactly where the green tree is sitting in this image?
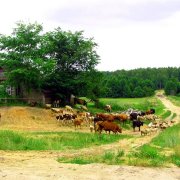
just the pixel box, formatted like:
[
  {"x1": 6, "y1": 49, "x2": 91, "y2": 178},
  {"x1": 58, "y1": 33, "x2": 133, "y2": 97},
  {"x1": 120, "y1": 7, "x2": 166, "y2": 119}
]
[
  {"x1": 133, "y1": 86, "x2": 144, "y2": 97},
  {"x1": 0, "y1": 22, "x2": 100, "y2": 101},
  {"x1": 0, "y1": 22, "x2": 55, "y2": 94},
  {"x1": 164, "y1": 79, "x2": 178, "y2": 95},
  {"x1": 43, "y1": 28, "x2": 100, "y2": 101}
]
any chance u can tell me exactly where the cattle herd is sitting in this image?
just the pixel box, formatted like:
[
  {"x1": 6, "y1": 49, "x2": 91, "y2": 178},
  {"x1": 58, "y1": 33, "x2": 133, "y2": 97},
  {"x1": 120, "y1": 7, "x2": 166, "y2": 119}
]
[{"x1": 50, "y1": 104, "x2": 175, "y2": 136}]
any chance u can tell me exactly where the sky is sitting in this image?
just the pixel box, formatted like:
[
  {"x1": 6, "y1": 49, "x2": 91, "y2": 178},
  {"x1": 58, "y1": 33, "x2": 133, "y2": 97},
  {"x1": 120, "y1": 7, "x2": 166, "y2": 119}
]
[{"x1": 0, "y1": 0, "x2": 180, "y2": 71}]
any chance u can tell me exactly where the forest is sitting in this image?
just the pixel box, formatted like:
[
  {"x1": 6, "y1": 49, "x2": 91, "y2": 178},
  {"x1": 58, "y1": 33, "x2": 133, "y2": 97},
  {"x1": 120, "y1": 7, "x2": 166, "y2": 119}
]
[
  {"x1": 99, "y1": 67, "x2": 180, "y2": 98},
  {"x1": 0, "y1": 22, "x2": 179, "y2": 101}
]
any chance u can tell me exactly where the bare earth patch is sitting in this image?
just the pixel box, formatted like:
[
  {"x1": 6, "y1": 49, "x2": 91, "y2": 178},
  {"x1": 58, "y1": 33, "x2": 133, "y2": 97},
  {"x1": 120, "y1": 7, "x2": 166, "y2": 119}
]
[{"x1": 0, "y1": 92, "x2": 179, "y2": 180}]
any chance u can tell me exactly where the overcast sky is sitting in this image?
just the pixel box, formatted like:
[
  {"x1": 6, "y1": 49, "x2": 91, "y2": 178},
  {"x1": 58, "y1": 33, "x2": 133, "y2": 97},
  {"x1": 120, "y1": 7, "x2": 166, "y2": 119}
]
[{"x1": 0, "y1": 0, "x2": 180, "y2": 71}]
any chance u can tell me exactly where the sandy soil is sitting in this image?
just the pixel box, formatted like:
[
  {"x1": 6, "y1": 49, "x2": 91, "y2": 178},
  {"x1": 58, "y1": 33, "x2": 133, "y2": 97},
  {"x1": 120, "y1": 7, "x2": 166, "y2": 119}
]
[{"x1": 0, "y1": 92, "x2": 179, "y2": 180}]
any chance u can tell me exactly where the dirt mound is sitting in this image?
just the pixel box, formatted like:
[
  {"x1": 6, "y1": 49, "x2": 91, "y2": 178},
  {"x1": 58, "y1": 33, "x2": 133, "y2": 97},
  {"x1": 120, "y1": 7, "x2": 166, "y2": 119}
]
[
  {"x1": 0, "y1": 106, "x2": 91, "y2": 132},
  {"x1": 0, "y1": 106, "x2": 62, "y2": 131}
]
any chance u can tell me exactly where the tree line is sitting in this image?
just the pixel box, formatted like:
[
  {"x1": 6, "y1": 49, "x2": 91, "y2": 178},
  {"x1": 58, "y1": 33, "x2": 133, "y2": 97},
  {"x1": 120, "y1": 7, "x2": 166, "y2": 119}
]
[
  {"x1": 0, "y1": 22, "x2": 179, "y2": 102},
  {"x1": 99, "y1": 67, "x2": 180, "y2": 98}
]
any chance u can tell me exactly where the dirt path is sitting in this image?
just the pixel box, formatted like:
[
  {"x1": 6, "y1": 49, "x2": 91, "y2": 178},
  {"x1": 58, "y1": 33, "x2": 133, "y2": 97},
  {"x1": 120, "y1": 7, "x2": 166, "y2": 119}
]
[
  {"x1": 0, "y1": 93, "x2": 180, "y2": 180},
  {"x1": 156, "y1": 91, "x2": 180, "y2": 123}
]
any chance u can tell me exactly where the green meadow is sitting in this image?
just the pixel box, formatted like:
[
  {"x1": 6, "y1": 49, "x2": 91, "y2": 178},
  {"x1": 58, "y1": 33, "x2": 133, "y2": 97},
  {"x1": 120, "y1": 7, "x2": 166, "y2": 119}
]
[
  {"x1": 86, "y1": 96, "x2": 165, "y2": 116},
  {"x1": 0, "y1": 130, "x2": 131, "y2": 151}
]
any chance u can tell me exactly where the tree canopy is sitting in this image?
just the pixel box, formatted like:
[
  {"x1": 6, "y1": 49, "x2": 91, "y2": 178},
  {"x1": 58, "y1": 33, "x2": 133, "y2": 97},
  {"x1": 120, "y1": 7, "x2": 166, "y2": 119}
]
[{"x1": 0, "y1": 22, "x2": 100, "y2": 100}]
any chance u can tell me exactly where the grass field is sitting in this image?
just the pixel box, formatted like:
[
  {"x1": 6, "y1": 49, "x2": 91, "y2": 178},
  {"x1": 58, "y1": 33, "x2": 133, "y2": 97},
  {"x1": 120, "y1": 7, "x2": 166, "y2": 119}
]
[
  {"x1": 0, "y1": 130, "x2": 132, "y2": 150},
  {"x1": 86, "y1": 96, "x2": 165, "y2": 116}
]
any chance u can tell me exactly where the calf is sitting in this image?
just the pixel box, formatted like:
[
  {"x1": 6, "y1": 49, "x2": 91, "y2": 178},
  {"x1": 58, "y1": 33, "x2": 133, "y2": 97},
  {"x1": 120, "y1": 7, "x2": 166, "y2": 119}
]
[
  {"x1": 89, "y1": 125, "x2": 94, "y2": 133},
  {"x1": 74, "y1": 118, "x2": 83, "y2": 130},
  {"x1": 132, "y1": 120, "x2": 144, "y2": 132},
  {"x1": 104, "y1": 105, "x2": 112, "y2": 112},
  {"x1": 146, "y1": 108, "x2": 155, "y2": 115},
  {"x1": 141, "y1": 128, "x2": 151, "y2": 136}
]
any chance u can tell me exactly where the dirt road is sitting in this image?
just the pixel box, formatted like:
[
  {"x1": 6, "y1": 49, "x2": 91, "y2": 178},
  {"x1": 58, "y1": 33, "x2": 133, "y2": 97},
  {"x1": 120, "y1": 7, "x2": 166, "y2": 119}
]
[{"x1": 0, "y1": 93, "x2": 179, "y2": 180}]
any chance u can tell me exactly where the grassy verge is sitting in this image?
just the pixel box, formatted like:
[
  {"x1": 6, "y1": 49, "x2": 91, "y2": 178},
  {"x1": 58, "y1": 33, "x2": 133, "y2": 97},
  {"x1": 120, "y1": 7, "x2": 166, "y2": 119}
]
[
  {"x1": 128, "y1": 123, "x2": 180, "y2": 167},
  {"x1": 171, "y1": 113, "x2": 177, "y2": 120},
  {"x1": 167, "y1": 96, "x2": 180, "y2": 107},
  {"x1": 160, "y1": 110, "x2": 172, "y2": 120},
  {"x1": 57, "y1": 124, "x2": 180, "y2": 167},
  {"x1": 58, "y1": 149, "x2": 125, "y2": 165},
  {"x1": 0, "y1": 130, "x2": 131, "y2": 151}
]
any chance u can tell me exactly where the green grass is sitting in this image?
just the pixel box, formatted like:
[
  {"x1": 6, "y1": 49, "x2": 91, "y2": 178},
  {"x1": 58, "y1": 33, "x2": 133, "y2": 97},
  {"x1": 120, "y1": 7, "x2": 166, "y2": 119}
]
[
  {"x1": 58, "y1": 149, "x2": 125, "y2": 165},
  {"x1": 61, "y1": 124, "x2": 180, "y2": 167},
  {"x1": 128, "y1": 144, "x2": 167, "y2": 167},
  {"x1": 128, "y1": 123, "x2": 180, "y2": 167},
  {"x1": 167, "y1": 96, "x2": 180, "y2": 107},
  {"x1": 152, "y1": 123, "x2": 180, "y2": 148},
  {"x1": 171, "y1": 113, "x2": 177, "y2": 120},
  {"x1": 160, "y1": 110, "x2": 172, "y2": 120},
  {"x1": 86, "y1": 96, "x2": 165, "y2": 116},
  {"x1": 0, "y1": 130, "x2": 132, "y2": 151}
]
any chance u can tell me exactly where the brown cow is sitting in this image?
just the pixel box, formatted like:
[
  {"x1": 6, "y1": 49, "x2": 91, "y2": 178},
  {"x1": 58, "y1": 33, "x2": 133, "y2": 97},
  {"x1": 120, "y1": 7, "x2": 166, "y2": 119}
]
[
  {"x1": 96, "y1": 113, "x2": 115, "y2": 122},
  {"x1": 97, "y1": 121, "x2": 122, "y2": 134},
  {"x1": 74, "y1": 118, "x2": 83, "y2": 130},
  {"x1": 146, "y1": 108, "x2": 155, "y2": 115},
  {"x1": 74, "y1": 98, "x2": 87, "y2": 106},
  {"x1": 115, "y1": 114, "x2": 129, "y2": 124}
]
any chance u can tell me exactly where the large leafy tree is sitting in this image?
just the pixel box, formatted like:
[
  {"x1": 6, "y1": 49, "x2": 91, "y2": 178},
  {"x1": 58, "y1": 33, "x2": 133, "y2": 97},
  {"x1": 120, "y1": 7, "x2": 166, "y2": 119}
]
[
  {"x1": 43, "y1": 28, "x2": 100, "y2": 101},
  {"x1": 0, "y1": 22, "x2": 55, "y2": 93},
  {"x1": 0, "y1": 22, "x2": 100, "y2": 101}
]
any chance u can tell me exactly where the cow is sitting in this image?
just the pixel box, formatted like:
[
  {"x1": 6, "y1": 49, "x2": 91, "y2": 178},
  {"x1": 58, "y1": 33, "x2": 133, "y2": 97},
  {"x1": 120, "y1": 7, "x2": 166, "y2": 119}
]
[
  {"x1": 74, "y1": 118, "x2": 83, "y2": 130},
  {"x1": 146, "y1": 108, "x2": 155, "y2": 115},
  {"x1": 96, "y1": 113, "x2": 115, "y2": 122},
  {"x1": 132, "y1": 120, "x2": 144, "y2": 132},
  {"x1": 74, "y1": 97, "x2": 87, "y2": 106},
  {"x1": 150, "y1": 108, "x2": 155, "y2": 114},
  {"x1": 29, "y1": 101, "x2": 38, "y2": 107},
  {"x1": 97, "y1": 121, "x2": 122, "y2": 134},
  {"x1": 115, "y1": 114, "x2": 129, "y2": 124},
  {"x1": 104, "y1": 105, "x2": 112, "y2": 112},
  {"x1": 138, "y1": 111, "x2": 146, "y2": 116},
  {"x1": 130, "y1": 112, "x2": 138, "y2": 121}
]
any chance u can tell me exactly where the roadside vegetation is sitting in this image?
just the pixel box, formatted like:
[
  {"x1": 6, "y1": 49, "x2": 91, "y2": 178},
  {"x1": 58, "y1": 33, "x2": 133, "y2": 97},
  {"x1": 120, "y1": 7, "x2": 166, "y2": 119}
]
[
  {"x1": 128, "y1": 123, "x2": 180, "y2": 167},
  {"x1": 167, "y1": 96, "x2": 180, "y2": 107},
  {"x1": 160, "y1": 110, "x2": 172, "y2": 120},
  {"x1": 58, "y1": 123, "x2": 180, "y2": 167},
  {"x1": 0, "y1": 130, "x2": 132, "y2": 151}
]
